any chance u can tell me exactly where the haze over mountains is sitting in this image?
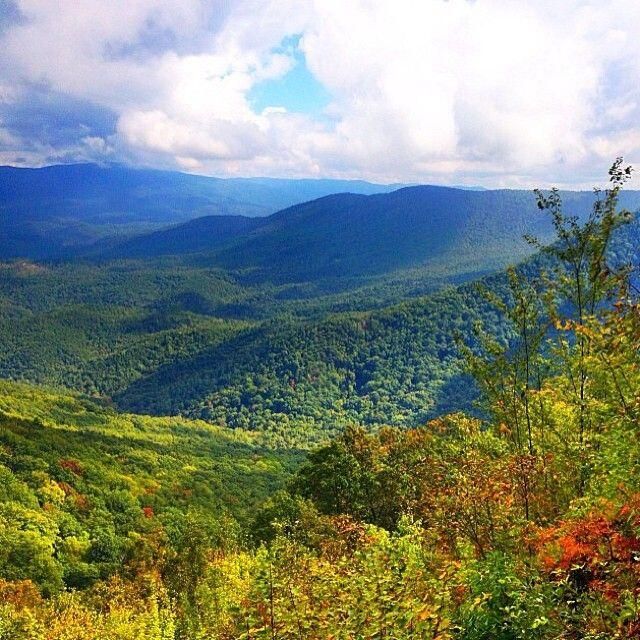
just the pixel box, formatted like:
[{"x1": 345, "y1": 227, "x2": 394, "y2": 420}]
[
  {"x1": 4, "y1": 163, "x2": 640, "y2": 289},
  {"x1": 0, "y1": 163, "x2": 404, "y2": 259},
  {"x1": 107, "y1": 186, "x2": 640, "y2": 286}
]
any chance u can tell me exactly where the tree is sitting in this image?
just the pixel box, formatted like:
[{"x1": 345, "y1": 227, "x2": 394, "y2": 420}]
[{"x1": 530, "y1": 158, "x2": 633, "y2": 496}]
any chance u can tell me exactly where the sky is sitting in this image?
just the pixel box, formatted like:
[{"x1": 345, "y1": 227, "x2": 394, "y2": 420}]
[{"x1": 1, "y1": 0, "x2": 640, "y2": 188}]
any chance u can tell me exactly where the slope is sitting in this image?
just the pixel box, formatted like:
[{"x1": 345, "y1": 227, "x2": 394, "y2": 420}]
[
  {"x1": 100, "y1": 214, "x2": 265, "y2": 259},
  {"x1": 96, "y1": 218, "x2": 640, "y2": 438},
  {"x1": 109, "y1": 186, "x2": 640, "y2": 287}
]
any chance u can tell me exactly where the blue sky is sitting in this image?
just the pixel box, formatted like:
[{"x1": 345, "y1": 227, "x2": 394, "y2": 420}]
[
  {"x1": 249, "y1": 35, "x2": 330, "y2": 115},
  {"x1": 1, "y1": 1, "x2": 639, "y2": 188}
]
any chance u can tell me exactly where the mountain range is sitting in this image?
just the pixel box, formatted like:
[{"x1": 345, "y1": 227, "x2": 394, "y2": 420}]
[
  {"x1": 1, "y1": 163, "x2": 639, "y2": 442},
  {"x1": 0, "y1": 163, "x2": 404, "y2": 259},
  {"x1": 101, "y1": 186, "x2": 640, "y2": 286}
]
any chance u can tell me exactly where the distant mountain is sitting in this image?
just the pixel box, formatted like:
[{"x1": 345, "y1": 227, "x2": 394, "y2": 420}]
[
  {"x1": 0, "y1": 163, "x2": 403, "y2": 259},
  {"x1": 104, "y1": 185, "x2": 640, "y2": 286},
  {"x1": 101, "y1": 215, "x2": 264, "y2": 259}
]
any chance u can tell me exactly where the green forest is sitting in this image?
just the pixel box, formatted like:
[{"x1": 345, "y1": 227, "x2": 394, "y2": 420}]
[
  {"x1": 1, "y1": 160, "x2": 640, "y2": 638},
  {"x1": 2, "y1": 167, "x2": 639, "y2": 447}
]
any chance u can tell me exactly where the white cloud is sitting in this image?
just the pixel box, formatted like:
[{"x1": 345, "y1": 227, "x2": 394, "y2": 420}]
[
  {"x1": 300, "y1": 0, "x2": 640, "y2": 186},
  {"x1": 1, "y1": 0, "x2": 640, "y2": 186}
]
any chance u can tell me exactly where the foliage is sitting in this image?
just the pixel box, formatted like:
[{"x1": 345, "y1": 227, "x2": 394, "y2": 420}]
[
  {"x1": 1, "y1": 161, "x2": 640, "y2": 637},
  {"x1": 0, "y1": 381, "x2": 297, "y2": 598}
]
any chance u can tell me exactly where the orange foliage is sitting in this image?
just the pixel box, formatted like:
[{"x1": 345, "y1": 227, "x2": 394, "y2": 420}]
[
  {"x1": 318, "y1": 514, "x2": 371, "y2": 560},
  {"x1": 537, "y1": 498, "x2": 640, "y2": 596},
  {"x1": 0, "y1": 579, "x2": 42, "y2": 609},
  {"x1": 57, "y1": 481, "x2": 75, "y2": 495},
  {"x1": 58, "y1": 458, "x2": 84, "y2": 476},
  {"x1": 73, "y1": 493, "x2": 90, "y2": 511}
]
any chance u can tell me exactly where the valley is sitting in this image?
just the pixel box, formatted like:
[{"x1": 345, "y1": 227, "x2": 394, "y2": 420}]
[
  {"x1": 1, "y1": 161, "x2": 640, "y2": 638},
  {"x1": 1, "y1": 166, "x2": 639, "y2": 445}
]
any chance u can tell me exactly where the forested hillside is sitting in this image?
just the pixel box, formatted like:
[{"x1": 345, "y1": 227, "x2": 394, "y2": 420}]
[
  {"x1": 1, "y1": 210, "x2": 638, "y2": 443},
  {"x1": 100, "y1": 215, "x2": 265, "y2": 259},
  {"x1": 2, "y1": 171, "x2": 640, "y2": 444},
  {"x1": 99, "y1": 186, "x2": 640, "y2": 285},
  {"x1": 2, "y1": 162, "x2": 640, "y2": 638},
  {"x1": 114, "y1": 282, "x2": 495, "y2": 435},
  {"x1": 0, "y1": 258, "x2": 491, "y2": 442}
]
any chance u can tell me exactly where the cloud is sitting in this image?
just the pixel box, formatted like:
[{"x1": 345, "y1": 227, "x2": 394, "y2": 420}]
[
  {"x1": 300, "y1": 0, "x2": 640, "y2": 186},
  {"x1": 1, "y1": 0, "x2": 639, "y2": 187}
]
